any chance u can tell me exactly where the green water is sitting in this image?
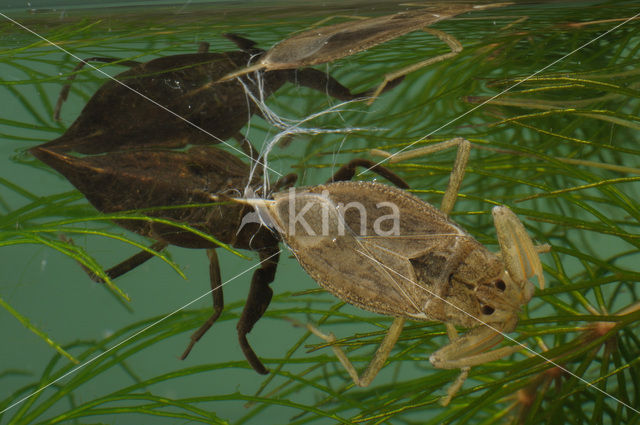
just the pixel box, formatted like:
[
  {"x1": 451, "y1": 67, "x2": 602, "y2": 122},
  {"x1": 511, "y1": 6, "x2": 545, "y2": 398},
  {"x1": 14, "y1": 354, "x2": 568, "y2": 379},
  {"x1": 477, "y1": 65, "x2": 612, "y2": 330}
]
[{"x1": 1, "y1": 1, "x2": 639, "y2": 424}]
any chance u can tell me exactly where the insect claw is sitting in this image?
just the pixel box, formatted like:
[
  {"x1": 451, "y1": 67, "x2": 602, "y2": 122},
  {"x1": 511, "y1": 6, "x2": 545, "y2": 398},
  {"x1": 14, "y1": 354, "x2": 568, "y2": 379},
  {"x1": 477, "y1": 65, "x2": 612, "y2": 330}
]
[{"x1": 492, "y1": 206, "x2": 545, "y2": 289}]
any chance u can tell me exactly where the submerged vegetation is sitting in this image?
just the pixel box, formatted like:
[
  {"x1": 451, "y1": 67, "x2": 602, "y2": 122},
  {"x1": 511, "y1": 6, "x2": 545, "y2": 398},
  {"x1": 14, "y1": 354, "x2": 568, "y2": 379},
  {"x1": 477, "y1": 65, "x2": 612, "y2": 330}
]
[{"x1": 1, "y1": 1, "x2": 639, "y2": 424}]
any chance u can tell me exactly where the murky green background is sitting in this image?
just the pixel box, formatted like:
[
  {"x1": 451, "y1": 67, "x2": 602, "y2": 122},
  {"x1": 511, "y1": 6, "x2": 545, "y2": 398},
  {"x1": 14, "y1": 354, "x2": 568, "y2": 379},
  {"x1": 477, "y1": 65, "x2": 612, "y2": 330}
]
[{"x1": 1, "y1": 1, "x2": 639, "y2": 424}]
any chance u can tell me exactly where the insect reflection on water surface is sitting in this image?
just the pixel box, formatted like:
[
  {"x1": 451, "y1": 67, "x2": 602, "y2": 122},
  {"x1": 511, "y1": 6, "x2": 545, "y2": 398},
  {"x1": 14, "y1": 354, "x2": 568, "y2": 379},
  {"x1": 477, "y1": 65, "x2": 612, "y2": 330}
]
[{"x1": 27, "y1": 27, "x2": 408, "y2": 372}]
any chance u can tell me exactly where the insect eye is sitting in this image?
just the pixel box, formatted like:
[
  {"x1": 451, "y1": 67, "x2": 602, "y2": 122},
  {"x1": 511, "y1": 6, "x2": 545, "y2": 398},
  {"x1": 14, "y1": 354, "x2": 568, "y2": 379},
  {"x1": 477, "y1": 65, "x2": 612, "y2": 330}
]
[
  {"x1": 481, "y1": 305, "x2": 495, "y2": 315},
  {"x1": 495, "y1": 279, "x2": 506, "y2": 291}
]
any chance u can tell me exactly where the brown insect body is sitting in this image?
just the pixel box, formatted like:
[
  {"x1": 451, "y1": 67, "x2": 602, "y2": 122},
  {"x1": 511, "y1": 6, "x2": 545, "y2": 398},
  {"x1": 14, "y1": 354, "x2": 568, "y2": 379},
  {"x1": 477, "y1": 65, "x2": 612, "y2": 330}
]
[
  {"x1": 30, "y1": 144, "x2": 275, "y2": 252},
  {"x1": 266, "y1": 181, "x2": 531, "y2": 332},
  {"x1": 43, "y1": 34, "x2": 371, "y2": 155},
  {"x1": 28, "y1": 32, "x2": 409, "y2": 374},
  {"x1": 219, "y1": 3, "x2": 510, "y2": 88},
  {"x1": 30, "y1": 141, "x2": 289, "y2": 374},
  {"x1": 29, "y1": 134, "x2": 412, "y2": 374},
  {"x1": 259, "y1": 5, "x2": 481, "y2": 69},
  {"x1": 241, "y1": 139, "x2": 544, "y2": 403}
]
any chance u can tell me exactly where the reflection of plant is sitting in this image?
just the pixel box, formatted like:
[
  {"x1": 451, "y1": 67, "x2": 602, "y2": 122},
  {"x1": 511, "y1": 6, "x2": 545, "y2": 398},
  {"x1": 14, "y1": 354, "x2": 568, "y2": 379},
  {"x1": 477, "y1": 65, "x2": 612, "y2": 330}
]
[{"x1": 1, "y1": 3, "x2": 640, "y2": 425}]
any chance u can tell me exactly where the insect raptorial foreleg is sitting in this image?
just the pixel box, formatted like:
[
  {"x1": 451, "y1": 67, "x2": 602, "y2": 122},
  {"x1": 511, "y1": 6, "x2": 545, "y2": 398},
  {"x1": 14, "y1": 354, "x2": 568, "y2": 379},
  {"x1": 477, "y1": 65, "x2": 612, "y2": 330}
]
[
  {"x1": 492, "y1": 206, "x2": 547, "y2": 290},
  {"x1": 430, "y1": 319, "x2": 519, "y2": 370},
  {"x1": 367, "y1": 27, "x2": 463, "y2": 104},
  {"x1": 430, "y1": 318, "x2": 522, "y2": 405},
  {"x1": 373, "y1": 137, "x2": 543, "y2": 405},
  {"x1": 432, "y1": 203, "x2": 547, "y2": 405}
]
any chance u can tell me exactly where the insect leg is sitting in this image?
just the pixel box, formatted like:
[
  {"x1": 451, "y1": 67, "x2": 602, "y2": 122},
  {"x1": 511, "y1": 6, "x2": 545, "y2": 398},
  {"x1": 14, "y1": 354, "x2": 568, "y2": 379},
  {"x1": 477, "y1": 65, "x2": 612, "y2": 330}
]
[
  {"x1": 372, "y1": 137, "x2": 477, "y2": 402},
  {"x1": 430, "y1": 321, "x2": 521, "y2": 405},
  {"x1": 222, "y1": 33, "x2": 259, "y2": 52},
  {"x1": 301, "y1": 162, "x2": 410, "y2": 386},
  {"x1": 299, "y1": 160, "x2": 414, "y2": 387},
  {"x1": 366, "y1": 27, "x2": 463, "y2": 104},
  {"x1": 328, "y1": 158, "x2": 409, "y2": 188},
  {"x1": 181, "y1": 249, "x2": 225, "y2": 359},
  {"x1": 232, "y1": 132, "x2": 260, "y2": 162},
  {"x1": 371, "y1": 137, "x2": 471, "y2": 215},
  {"x1": 492, "y1": 206, "x2": 546, "y2": 290},
  {"x1": 236, "y1": 247, "x2": 280, "y2": 374},
  {"x1": 307, "y1": 317, "x2": 405, "y2": 387},
  {"x1": 61, "y1": 237, "x2": 168, "y2": 283},
  {"x1": 272, "y1": 173, "x2": 298, "y2": 191},
  {"x1": 95, "y1": 241, "x2": 169, "y2": 280},
  {"x1": 291, "y1": 67, "x2": 404, "y2": 101},
  {"x1": 298, "y1": 14, "x2": 367, "y2": 32},
  {"x1": 54, "y1": 57, "x2": 141, "y2": 121},
  {"x1": 197, "y1": 42, "x2": 210, "y2": 53}
]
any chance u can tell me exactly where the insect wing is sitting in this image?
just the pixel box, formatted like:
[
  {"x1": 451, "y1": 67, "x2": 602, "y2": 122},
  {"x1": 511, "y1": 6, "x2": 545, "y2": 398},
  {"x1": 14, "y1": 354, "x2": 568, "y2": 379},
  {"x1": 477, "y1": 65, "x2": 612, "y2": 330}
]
[
  {"x1": 268, "y1": 181, "x2": 469, "y2": 320},
  {"x1": 30, "y1": 143, "x2": 257, "y2": 247},
  {"x1": 43, "y1": 51, "x2": 259, "y2": 154}
]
